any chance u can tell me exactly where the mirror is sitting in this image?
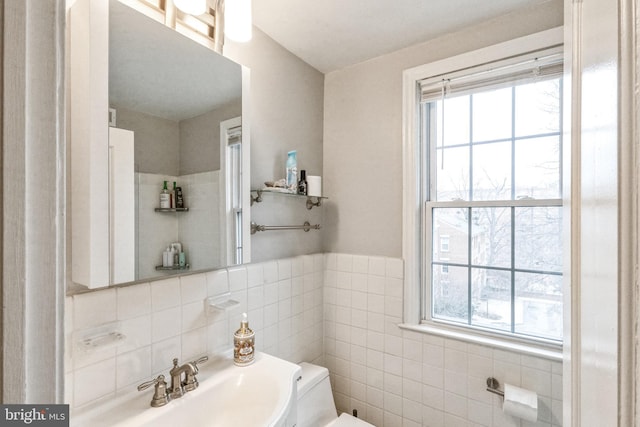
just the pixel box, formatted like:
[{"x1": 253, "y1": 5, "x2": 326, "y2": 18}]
[
  {"x1": 109, "y1": 0, "x2": 247, "y2": 284},
  {"x1": 69, "y1": 0, "x2": 248, "y2": 290}
]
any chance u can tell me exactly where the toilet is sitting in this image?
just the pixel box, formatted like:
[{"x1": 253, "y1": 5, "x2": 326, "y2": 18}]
[{"x1": 296, "y1": 362, "x2": 374, "y2": 427}]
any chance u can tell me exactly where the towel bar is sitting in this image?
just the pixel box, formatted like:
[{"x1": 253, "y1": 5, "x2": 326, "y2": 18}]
[{"x1": 250, "y1": 221, "x2": 321, "y2": 234}]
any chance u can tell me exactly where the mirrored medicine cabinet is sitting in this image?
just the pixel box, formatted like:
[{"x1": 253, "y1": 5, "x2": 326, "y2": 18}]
[{"x1": 68, "y1": 0, "x2": 250, "y2": 292}]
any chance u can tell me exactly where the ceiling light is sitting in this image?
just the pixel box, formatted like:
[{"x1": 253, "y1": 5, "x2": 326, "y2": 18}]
[
  {"x1": 225, "y1": 0, "x2": 252, "y2": 42},
  {"x1": 174, "y1": 0, "x2": 206, "y2": 16}
]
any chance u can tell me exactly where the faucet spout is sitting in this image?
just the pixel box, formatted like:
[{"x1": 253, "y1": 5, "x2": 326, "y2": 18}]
[
  {"x1": 183, "y1": 356, "x2": 208, "y2": 392},
  {"x1": 168, "y1": 356, "x2": 209, "y2": 397}
]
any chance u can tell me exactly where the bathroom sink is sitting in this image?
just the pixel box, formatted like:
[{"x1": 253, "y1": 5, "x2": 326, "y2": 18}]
[{"x1": 72, "y1": 351, "x2": 301, "y2": 427}]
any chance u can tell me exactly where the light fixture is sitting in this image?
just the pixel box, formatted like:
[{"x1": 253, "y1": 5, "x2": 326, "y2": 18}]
[
  {"x1": 174, "y1": 0, "x2": 207, "y2": 16},
  {"x1": 224, "y1": 0, "x2": 252, "y2": 42}
]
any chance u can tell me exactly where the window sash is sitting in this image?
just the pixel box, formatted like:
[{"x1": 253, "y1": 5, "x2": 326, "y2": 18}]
[
  {"x1": 420, "y1": 57, "x2": 563, "y2": 342},
  {"x1": 424, "y1": 201, "x2": 563, "y2": 342}
]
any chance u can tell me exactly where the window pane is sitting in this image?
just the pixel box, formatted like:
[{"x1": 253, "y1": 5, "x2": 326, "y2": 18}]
[
  {"x1": 432, "y1": 265, "x2": 468, "y2": 323},
  {"x1": 433, "y1": 208, "x2": 468, "y2": 264},
  {"x1": 423, "y1": 59, "x2": 564, "y2": 343},
  {"x1": 514, "y1": 136, "x2": 561, "y2": 199},
  {"x1": 471, "y1": 268, "x2": 511, "y2": 332},
  {"x1": 437, "y1": 95, "x2": 470, "y2": 147},
  {"x1": 515, "y1": 79, "x2": 561, "y2": 137},
  {"x1": 515, "y1": 272, "x2": 563, "y2": 340},
  {"x1": 471, "y1": 87, "x2": 512, "y2": 142},
  {"x1": 436, "y1": 146, "x2": 469, "y2": 201},
  {"x1": 472, "y1": 141, "x2": 511, "y2": 200},
  {"x1": 471, "y1": 207, "x2": 511, "y2": 268},
  {"x1": 514, "y1": 207, "x2": 562, "y2": 272}
]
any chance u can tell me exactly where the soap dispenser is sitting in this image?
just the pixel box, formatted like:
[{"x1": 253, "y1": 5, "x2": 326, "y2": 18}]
[{"x1": 233, "y1": 313, "x2": 255, "y2": 366}]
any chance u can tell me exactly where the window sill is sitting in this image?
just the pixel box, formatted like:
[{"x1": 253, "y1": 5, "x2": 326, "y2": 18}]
[{"x1": 398, "y1": 322, "x2": 562, "y2": 362}]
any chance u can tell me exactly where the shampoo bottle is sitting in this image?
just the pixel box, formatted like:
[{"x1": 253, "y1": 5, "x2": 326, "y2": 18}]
[
  {"x1": 175, "y1": 186, "x2": 184, "y2": 209},
  {"x1": 160, "y1": 181, "x2": 170, "y2": 208},
  {"x1": 162, "y1": 246, "x2": 173, "y2": 267},
  {"x1": 170, "y1": 181, "x2": 177, "y2": 208},
  {"x1": 233, "y1": 313, "x2": 255, "y2": 366}
]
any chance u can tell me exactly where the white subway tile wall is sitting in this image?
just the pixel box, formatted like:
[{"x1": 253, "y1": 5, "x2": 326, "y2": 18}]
[
  {"x1": 65, "y1": 254, "x2": 324, "y2": 410},
  {"x1": 66, "y1": 253, "x2": 562, "y2": 427},
  {"x1": 323, "y1": 253, "x2": 562, "y2": 427}
]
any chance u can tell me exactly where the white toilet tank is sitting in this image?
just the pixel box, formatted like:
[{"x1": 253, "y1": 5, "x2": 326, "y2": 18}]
[{"x1": 296, "y1": 362, "x2": 339, "y2": 427}]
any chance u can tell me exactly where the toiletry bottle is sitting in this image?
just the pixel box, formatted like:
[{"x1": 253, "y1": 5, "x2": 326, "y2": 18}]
[
  {"x1": 171, "y1": 242, "x2": 182, "y2": 266},
  {"x1": 298, "y1": 169, "x2": 307, "y2": 195},
  {"x1": 171, "y1": 181, "x2": 177, "y2": 208},
  {"x1": 234, "y1": 313, "x2": 255, "y2": 366},
  {"x1": 160, "y1": 181, "x2": 170, "y2": 209},
  {"x1": 162, "y1": 246, "x2": 171, "y2": 267},
  {"x1": 285, "y1": 150, "x2": 297, "y2": 192},
  {"x1": 175, "y1": 186, "x2": 184, "y2": 209},
  {"x1": 166, "y1": 246, "x2": 174, "y2": 267}
]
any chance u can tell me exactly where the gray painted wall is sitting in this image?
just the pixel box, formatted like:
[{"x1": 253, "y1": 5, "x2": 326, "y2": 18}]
[
  {"x1": 224, "y1": 29, "x2": 325, "y2": 262},
  {"x1": 179, "y1": 99, "x2": 241, "y2": 175},
  {"x1": 111, "y1": 100, "x2": 241, "y2": 176},
  {"x1": 111, "y1": 105, "x2": 180, "y2": 175},
  {"x1": 322, "y1": 0, "x2": 564, "y2": 258}
]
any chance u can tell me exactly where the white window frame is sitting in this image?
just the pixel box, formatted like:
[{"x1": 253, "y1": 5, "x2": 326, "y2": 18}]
[
  {"x1": 220, "y1": 117, "x2": 244, "y2": 266},
  {"x1": 401, "y1": 27, "x2": 564, "y2": 359}
]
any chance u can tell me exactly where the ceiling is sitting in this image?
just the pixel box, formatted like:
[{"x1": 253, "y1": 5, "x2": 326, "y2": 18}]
[
  {"x1": 252, "y1": 0, "x2": 550, "y2": 73},
  {"x1": 109, "y1": 0, "x2": 242, "y2": 121}
]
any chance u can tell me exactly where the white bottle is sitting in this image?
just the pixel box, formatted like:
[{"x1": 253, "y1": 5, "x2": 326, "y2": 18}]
[
  {"x1": 162, "y1": 246, "x2": 174, "y2": 267},
  {"x1": 160, "y1": 180, "x2": 170, "y2": 209},
  {"x1": 162, "y1": 247, "x2": 170, "y2": 267},
  {"x1": 167, "y1": 247, "x2": 174, "y2": 267}
]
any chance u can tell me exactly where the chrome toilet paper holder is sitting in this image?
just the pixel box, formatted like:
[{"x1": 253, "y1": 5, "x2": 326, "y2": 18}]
[{"x1": 486, "y1": 377, "x2": 505, "y2": 397}]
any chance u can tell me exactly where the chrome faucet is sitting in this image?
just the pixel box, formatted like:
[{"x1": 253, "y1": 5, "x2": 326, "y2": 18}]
[
  {"x1": 138, "y1": 356, "x2": 209, "y2": 407},
  {"x1": 168, "y1": 356, "x2": 209, "y2": 399}
]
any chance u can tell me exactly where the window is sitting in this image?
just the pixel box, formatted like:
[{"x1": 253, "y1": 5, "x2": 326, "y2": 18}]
[
  {"x1": 221, "y1": 118, "x2": 244, "y2": 266},
  {"x1": 227, "y1": 126, "x2": 243, "y2": 265},
  {"x1": 440, "y1": 236, "x2": 450, "y2": 252},
  {"x1": 419, "y1": 46, "x2": 563, "y2": 343}
]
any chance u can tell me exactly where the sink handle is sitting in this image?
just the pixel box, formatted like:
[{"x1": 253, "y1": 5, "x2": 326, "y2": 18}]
[
  {"x1": 137, "y1": 374, "x2": 164, "y2": 391},
  {"x1": 192, "y1": 355, "x2": 209, "y2": 371},
  {"x1": 137, "y1": 375, "x2": 170, "y2": 407}
]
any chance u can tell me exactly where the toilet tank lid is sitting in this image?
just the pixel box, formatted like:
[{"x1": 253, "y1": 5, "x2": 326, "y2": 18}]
[{"x1": 298, "y1": 362, "x2": 330, "y2": 397}]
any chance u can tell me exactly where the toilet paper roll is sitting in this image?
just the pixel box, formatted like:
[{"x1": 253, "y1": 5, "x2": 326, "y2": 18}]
[
  {"x1": 502, "y1": 383, "x2": 538, "y2": 422},
  {"x1": 307, "y1": 175, "x2": 322, "y2": 197}
]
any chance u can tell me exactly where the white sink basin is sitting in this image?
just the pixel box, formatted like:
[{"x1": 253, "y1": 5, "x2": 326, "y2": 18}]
[{"x1": 72, "y1": 352, "x2": 301, "y2": 427}]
